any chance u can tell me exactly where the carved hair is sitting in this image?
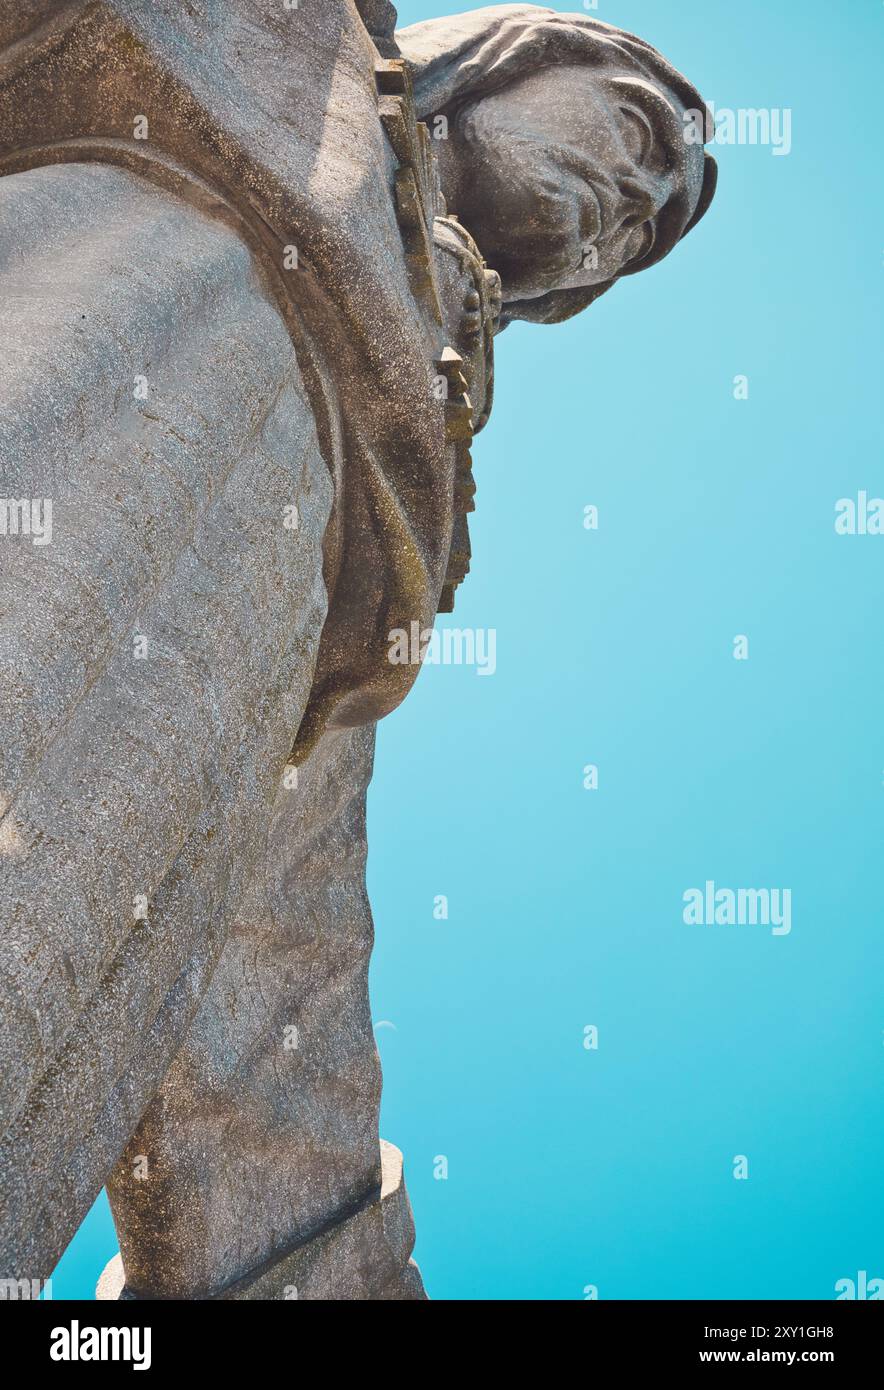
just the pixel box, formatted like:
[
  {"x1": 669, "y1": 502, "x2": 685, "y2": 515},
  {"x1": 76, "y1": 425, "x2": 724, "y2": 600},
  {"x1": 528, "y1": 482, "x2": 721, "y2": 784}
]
[{"x1": 398, "y1": 4, "x2": 717, "y2": 325}]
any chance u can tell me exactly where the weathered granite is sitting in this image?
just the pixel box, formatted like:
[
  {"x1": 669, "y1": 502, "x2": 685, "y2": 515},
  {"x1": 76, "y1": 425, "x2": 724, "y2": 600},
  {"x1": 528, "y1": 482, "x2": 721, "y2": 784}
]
[
  {"x1": 104, "y1": 724, "x2": 415, "y2": 1299},
  {"x1": 0, "y1": 159, "x2": 333, "y2": 1277},
  {"x1": 98, "y1": 1143, "x2": 422, "y2": 1300},
  {"x1": 0, "y1": 1, "x2": 715, "y2": 1298},
  {"x1": 399, "y1": 5, "x2": 717, "y2": 325}
]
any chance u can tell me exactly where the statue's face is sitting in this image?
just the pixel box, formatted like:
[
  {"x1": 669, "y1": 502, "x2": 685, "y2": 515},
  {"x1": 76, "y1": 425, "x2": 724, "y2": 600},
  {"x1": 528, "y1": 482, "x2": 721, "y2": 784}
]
[{"x1": 446, "y1": 62, "x2": 707, "y2": 302}]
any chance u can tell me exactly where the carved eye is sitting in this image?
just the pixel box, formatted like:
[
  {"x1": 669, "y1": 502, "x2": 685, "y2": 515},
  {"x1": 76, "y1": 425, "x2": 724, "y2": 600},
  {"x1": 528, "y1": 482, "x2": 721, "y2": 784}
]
[{"x1": 618, "y1": 107, "x2": 654, "y2": 165}]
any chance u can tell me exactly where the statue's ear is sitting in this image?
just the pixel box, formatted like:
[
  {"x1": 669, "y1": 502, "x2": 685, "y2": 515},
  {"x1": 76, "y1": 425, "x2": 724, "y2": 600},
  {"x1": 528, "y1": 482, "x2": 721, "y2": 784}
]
[{"x1": 498, "y1": 279, "x2": 615, "y2": 330}]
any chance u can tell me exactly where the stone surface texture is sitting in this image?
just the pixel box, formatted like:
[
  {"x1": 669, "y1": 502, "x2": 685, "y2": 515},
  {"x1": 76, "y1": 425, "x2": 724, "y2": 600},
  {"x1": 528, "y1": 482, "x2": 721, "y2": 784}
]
[
  {"x1": 0, "y1": 160, "x2": 332, "y2": 1280},
  {"x1": 0, "y1": 0, "x2": 715, "y2": 1298},
  {"x1": 107, "y1": 724, "x2": 401, "y2": 1299},
  {"x1": 99, "y1": 1142, "x2": 422, "y2": 1301}
]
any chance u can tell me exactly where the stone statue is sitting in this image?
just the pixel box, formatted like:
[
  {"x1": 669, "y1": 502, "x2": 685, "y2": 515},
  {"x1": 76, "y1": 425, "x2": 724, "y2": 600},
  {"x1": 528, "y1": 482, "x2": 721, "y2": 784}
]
[{"x1": 0, "y1": 2, "x2": 715, "y2": 1299}]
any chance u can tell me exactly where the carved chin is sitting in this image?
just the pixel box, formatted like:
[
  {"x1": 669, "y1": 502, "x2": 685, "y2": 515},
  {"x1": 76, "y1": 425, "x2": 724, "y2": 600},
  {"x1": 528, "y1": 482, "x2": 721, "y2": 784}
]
[
  {"x1": 476, "y1": 212, "x2": 582, "y2": 299},
  {"x1": 466, "y1": 163, "x2": 608, "y2": 300}
]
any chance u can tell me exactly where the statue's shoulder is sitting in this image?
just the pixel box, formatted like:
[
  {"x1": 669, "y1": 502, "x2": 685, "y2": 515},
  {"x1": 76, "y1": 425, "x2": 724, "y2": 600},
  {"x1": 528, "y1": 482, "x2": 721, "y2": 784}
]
[{"x1": 0, "y1": 0, "x2": 500, "y2": 750}]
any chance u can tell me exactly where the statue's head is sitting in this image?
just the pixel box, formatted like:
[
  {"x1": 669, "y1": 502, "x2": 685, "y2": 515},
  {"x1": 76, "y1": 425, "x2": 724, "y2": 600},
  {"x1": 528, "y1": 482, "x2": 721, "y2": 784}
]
[{"x1": 398, "y1": 4, "x2": 717, "y2": 325}]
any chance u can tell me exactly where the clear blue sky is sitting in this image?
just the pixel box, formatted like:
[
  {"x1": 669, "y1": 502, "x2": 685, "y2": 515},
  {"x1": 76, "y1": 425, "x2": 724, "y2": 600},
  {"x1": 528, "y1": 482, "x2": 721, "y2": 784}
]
[{"x1": 56, "y1": 0, "x2": 882, "y2": 1299}]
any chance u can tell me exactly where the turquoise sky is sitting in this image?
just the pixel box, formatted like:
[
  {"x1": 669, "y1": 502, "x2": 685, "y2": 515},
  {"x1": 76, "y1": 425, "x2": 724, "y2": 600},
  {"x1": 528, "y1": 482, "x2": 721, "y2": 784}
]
[{"x1": 55, "y1": 0, "x2": 882, "y2": 1300}]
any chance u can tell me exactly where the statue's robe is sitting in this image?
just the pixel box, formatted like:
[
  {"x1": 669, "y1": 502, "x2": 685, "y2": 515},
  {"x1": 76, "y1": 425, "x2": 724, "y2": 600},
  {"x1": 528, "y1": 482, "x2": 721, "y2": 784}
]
[{"x1": 0, "y1": 0, "x2": 493, "y2": 1294}]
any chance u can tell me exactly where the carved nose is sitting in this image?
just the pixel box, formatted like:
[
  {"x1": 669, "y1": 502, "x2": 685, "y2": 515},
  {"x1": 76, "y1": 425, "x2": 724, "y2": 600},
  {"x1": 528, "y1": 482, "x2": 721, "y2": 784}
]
[{"x1": 618, "y1": 175, "x2": 660, "y2": 229}]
